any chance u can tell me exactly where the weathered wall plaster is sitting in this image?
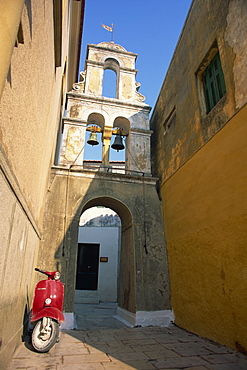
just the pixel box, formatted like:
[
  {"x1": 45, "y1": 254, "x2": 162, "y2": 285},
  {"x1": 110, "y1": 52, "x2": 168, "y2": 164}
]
[
  {"x1": 39, "y1": 168, "x2": 171, "y2": 319},
  {"x1": 0, "y1": 1, "x2": 83, "y2": 366},
  {"x1": 225, "y1": 0, "x2": 247, "y2": 108}
]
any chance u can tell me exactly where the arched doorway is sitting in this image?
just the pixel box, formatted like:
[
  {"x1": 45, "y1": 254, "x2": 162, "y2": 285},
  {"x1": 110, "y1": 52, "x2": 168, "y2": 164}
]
[{"x1": 76, "y1": 197, "x2": 135, "y2": 315}]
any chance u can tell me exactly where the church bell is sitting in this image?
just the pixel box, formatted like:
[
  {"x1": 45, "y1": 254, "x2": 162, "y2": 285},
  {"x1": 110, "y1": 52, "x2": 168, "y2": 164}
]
[
  {"x1": 111, "y1": 135, "x2": 124, "y2": 151},
  {"x1": 87, "y1": 132, "x2": 99, "y2": 146}
]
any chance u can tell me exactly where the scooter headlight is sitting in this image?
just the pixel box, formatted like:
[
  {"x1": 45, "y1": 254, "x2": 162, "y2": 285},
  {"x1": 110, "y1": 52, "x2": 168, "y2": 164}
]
[
  {"x1": 54, "y1": 272, "x2": 61, "y2": 280},
  {"x1": 45, "y1": 298, "x2": 52, "y2": 305}
]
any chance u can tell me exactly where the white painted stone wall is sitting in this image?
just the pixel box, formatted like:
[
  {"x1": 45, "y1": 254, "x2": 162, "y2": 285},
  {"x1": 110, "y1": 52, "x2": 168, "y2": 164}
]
[{"x1": 77, "y1": 226, "x2": 120, "y2": 302}]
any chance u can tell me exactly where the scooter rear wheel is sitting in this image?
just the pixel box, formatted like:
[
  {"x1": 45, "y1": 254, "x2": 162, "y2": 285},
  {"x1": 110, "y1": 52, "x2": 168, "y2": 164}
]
[{"x1": 32, "y1": 318, "x2": 59, "y2": 352}]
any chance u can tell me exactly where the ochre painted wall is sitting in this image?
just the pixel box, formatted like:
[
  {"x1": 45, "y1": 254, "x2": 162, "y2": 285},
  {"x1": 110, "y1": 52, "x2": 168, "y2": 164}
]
[{"x1": 162, "y1": 104, "x2": 247, "y2": 351}]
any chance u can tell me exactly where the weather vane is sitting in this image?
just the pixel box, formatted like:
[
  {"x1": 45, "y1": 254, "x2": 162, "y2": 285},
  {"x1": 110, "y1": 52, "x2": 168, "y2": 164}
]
[{"x1": 101, "y1": 23, "x2": 115, "y2": 42}]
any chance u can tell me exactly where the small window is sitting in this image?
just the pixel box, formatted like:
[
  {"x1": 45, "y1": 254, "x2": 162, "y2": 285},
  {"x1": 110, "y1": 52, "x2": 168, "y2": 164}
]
[
  {"x1": 202, "y1": 52, "x2": 226, "y2": 113},
  {"x1": 164, "y1": 108, "x2": 176, "y2": 135},
  {"x1": 53, "y1": 0, "x2": 62, "y2": 68}
]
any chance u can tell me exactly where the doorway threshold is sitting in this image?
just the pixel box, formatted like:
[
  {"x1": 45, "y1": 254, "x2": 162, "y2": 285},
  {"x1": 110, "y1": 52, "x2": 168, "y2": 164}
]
[{"x1": 74, "y1": 289, "x2": 99, "y2": 304}]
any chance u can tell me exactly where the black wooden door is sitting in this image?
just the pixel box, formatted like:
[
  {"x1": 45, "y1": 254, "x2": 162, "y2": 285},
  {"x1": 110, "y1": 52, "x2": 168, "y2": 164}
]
[{"x1": 76, "y1": 243, "x2": 100, "y2": 290}]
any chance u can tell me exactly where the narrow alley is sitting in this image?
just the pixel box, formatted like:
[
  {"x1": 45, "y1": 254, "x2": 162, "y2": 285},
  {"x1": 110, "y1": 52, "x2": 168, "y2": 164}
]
[{"x1": 8, "y1": 303, "x2": 247, "y2": 370}]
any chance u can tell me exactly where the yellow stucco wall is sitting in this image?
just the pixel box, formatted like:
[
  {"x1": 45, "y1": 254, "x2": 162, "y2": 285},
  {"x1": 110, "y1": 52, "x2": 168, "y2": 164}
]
[
  {"x1": 161, "y1": 104, "x2": 247, "y2": 351},
  {"x1": 0, "y1": 0, "x2": 25, "y2": 98},
  {"x1": 0, "y1": 1, "x2": 64, "y2": 225}
]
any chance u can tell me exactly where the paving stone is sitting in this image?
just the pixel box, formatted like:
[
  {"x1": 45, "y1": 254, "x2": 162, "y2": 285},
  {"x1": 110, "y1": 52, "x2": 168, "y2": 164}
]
[
  {"x1": 122, "y1": 338, "x2": 158, "y2": 346},
  {"x1": 7, "y1": 365, "x2": 55, "y2": 370},
  {"x1": 82, "y1": 339, "x2": 108, "y2": 347},
  {"x1": 86, "y1": 344, "x2": 132, "y2": 354},
  {"x1": 108, "y1": 351, "x2": 149, "y2": 361},
  {"x1": 144, "y1": 349, "x2": 181, "y2": 359},
  {"x1": 102, "y1": 358, "x2": 155, "y2": 369},
  {"x1": 150, "y1": 355, "x2": 209, "y2": 369},
  {"x1": 107, "y1": 347, "x2": 136, "y2": 354},
  {"x1": 138, "y1": 327, "x2": 173, "y2": 334},
  {"x1": 114, "y1": 332, "x2": 148, "y2": 340},
  {"x1": 85, "y1": 343, "x2": 112, "y2": 353},
  {"x1": 206, "y1": 364, "x2": 247, "y2": 370},
  {"x1": 121, "y1": 359, "x2": 157, "y2": 369},
  {"x1": 58, "y1": 363, "x2": 105, "y2": 370},
  {"x1": 62, "y1": 353, "x2": 110, "y2": 364},
  {"x1": 102, "y1": 360, "x2": 138, "y2": 369},
  {"x1": 154, "y1": 335, "x2": 180, "y2": 344},
  {"x1": 12, "y1": 349, "x2": 51, "y2": 359},
  {"x1": 7, "y1": 355, "x2": 62, "y2": 368},
  {"x1": 105, "y1": 340, "x2": 132, "y2": 348},
  {"x1": 85, "y1": 333, "x2": 117, "y2": 341},
  {"x1": 130, "y1": 343, "x2": 170, "y2": 352},
  {"x1": 164, "y1": 342, "x2": 213, "y2": 356},
  {"x1": 184, "y1": 367, "x2": 209, "y2": 370},
  {"x1": 52, "y1": 341, "x2": 89, "y2": 355},
  {"x1": 64, "y1": 330, "x2": 88, "y2": 342},
  {"x1": 201, "y1": 352, "x2": 247, "y2": 364},
  {"x1": 201, "y1": 342, "x2": 236, "y2": 354}
]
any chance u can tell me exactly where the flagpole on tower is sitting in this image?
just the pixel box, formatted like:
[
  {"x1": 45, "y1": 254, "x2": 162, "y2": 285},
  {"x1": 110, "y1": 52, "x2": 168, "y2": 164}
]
[{"x1": 111, "y1": 23, "x2": 114, "y2": 42}]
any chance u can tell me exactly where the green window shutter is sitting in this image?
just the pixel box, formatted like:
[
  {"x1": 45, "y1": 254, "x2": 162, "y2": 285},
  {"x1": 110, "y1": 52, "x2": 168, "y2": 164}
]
[{"x1": 203, "y1": 52, "x2": 226, "y2": 113}]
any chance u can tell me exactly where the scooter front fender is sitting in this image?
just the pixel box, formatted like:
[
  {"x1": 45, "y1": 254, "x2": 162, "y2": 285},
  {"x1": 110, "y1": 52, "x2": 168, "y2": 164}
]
[{"x1": 31, "y1": 307, "x2": 64, "y2": 324}]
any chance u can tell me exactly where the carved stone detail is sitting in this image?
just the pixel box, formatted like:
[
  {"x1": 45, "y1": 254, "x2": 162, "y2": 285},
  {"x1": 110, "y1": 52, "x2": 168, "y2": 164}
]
[
  {"x1": 135, "y1": 82, "x2": 146, "y2": 102},
  {"x1": 72, "y1": 71, "x2": 86, "y2": 93}
]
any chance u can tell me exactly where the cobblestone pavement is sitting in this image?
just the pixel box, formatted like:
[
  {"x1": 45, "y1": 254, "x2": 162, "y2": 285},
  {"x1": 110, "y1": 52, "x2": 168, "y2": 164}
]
[{"x1": 7, "y1": 303, "x2": 247, "y2": 370}]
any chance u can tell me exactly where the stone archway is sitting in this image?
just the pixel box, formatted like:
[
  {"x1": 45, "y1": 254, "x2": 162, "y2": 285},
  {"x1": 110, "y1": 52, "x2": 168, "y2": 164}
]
[{"x1": 81, "y1": 197, "x2": 135, "y2": 313}]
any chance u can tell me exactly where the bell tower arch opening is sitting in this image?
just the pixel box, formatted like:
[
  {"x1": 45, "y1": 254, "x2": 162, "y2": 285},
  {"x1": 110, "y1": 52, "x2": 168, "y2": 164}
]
[
  {"x1": 102, "y1": 58, "x2": 120, "y2": 99},
  {"x1": 84, "y1": 112, "x2": 104, "y2": 162},
  {"x1": 110, "y1": 116, "x2": 130, "y2": 162},
  {"x1": 102, "y1": 69, "x2": 117, "y2": 98}
]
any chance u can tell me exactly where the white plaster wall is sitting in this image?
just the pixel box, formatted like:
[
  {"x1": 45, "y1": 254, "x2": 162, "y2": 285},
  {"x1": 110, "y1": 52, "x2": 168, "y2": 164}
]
[{"x1": 78, "y1": 226, "x2": 120, "y2": 302}]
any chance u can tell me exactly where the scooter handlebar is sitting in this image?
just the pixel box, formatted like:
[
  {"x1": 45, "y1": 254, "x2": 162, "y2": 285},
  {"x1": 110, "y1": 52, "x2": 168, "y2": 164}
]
[{"x1": 34, "y1": 268, "x2": 50, "y2": 276}]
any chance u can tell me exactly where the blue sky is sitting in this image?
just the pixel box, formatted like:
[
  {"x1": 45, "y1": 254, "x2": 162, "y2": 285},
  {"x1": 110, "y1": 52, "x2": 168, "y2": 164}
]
[{"x1": 80, "y1": 0, "x2": 192, "y2": 160}]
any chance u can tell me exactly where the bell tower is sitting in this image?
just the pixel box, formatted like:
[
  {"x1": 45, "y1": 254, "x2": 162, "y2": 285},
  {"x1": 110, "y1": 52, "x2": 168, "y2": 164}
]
[
  {"x1": 59, "y1": 41, "x2": 152, "y2": 174},
  {"x1": 48, "y1": 42, "x2": 172, "y2": 328}
]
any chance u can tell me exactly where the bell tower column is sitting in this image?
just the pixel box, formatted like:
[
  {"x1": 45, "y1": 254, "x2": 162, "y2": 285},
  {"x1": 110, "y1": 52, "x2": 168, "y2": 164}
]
[
  {"x1": 101, "y1": 126, "x2": 113, "y2": 166},
  {"x1": 60, "y1": 118, "x2": 87, "y2": 166}
]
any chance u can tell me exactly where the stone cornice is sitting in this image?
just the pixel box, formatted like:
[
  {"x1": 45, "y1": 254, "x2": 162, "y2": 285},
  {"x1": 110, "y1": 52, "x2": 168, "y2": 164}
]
[
  {"x1": 51, "y1": 165, "x2": 157, "y2": 185},
  {"x1": 87, "y1": 43, "x2": 138, "y2": 58},
  {"x1": 66, "y1": 92, "x2": 152, "y2": 112}
]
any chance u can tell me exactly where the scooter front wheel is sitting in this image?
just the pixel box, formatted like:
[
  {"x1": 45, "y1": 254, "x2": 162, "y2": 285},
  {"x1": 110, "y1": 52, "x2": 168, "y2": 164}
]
[{"x1": 32, "y1": 317, "x2": 59, "y2": 352}]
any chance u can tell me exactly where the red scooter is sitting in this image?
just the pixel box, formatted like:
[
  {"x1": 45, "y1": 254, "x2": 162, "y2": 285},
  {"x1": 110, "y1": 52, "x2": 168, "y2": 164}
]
[{"x1": 31, "y1": 268, "x2": 64, "y2": 352}]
